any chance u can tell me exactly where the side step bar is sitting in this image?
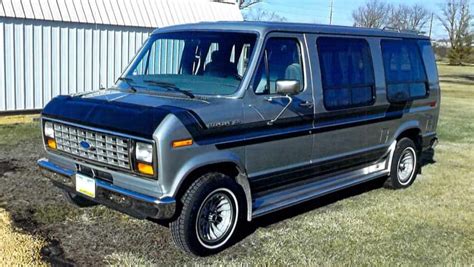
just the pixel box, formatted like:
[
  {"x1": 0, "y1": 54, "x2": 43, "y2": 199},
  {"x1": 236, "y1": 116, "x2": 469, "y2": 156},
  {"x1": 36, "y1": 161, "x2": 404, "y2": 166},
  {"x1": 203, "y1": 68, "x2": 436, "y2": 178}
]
[{"x1": 252, "y1": 160, "x2": 389, "y2": 218}]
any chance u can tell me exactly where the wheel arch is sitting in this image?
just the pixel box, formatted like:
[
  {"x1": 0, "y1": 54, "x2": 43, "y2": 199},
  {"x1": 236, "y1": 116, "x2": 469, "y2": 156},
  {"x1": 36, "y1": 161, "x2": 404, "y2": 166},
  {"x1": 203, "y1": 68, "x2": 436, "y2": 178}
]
[
  {"x1": 395, "y1": 127, "x2": 423, "y2": 152},
  {"x1": 171, "y1": 153, "x2": 253, "y2": 222}
]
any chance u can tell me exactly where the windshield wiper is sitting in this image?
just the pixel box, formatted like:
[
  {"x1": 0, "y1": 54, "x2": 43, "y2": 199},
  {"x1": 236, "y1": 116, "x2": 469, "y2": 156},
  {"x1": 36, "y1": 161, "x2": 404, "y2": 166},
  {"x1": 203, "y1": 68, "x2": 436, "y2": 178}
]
[
  {"x1": 117, "y1": 77, "x2": 137, "y2": 93},
  {"x1": 144, "y1": 80, "x2": 195, "y2": 99}
]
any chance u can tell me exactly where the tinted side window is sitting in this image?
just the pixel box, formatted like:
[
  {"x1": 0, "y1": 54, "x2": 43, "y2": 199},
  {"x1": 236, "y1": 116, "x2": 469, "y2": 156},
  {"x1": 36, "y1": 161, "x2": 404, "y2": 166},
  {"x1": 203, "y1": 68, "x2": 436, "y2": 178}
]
[
  {"x1": 253, "y1": 38, "x2": 303, "y2": 95},
  {"x1": 381, "y1": 40, "x2": 428, "y2": 102},
  {"x1": 317, "y1": 37, "x2": 375, "y2": 110}
]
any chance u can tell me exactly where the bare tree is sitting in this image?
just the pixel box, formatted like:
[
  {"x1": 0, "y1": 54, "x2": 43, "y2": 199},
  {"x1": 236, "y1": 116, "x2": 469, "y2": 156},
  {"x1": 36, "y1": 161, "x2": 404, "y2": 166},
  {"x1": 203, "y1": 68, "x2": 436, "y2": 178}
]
[
  {"x1": 407, "y1": 4, "x2": 431, "y2": 31},
  {"x1": 387, "y1": 4, "x2": 409, "y2": 30},
  {"x1": 212, "y1": 0, "x2": 261, "y2": 9},
  {"x1": 387, "y1": 4, "x2": 430, "y2": 31},
  {"x1": 236, "y1": 0, "x2": 286, "y2": 22},
  {"x1": 238, "y1": 0, "x2": 262, "y2": 9},
  {"x1": 243, "y1": 7, "x2": 287, "y2": 22},
  {"x1": 439, "y1": 0, "x2": 472, "y2": 65},
  {"x1": 352, "y1": 0, "x2": 391, "y2": 28}
]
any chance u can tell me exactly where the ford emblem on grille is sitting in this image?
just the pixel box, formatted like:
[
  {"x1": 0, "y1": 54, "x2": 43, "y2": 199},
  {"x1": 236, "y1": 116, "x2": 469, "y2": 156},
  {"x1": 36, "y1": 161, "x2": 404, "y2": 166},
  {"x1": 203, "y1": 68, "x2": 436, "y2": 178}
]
[{"x1": 80, "y1": 140, "x2": 91, "y2": 150}]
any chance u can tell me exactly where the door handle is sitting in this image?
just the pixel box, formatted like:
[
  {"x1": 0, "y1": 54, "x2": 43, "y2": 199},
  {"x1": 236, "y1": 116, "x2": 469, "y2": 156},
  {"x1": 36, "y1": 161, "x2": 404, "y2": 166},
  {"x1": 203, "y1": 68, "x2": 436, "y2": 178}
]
[{"x1": 299, "y1": 101, "x2": 313, "y2": 108}]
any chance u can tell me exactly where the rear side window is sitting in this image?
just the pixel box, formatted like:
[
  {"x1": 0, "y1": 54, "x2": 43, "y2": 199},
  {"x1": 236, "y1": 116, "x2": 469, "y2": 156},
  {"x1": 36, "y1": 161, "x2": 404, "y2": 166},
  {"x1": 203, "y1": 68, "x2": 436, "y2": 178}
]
[
  {"x1": 381, "y1": 40, "x2": 428, "y2": 102},
  {"x1": 317, "y1": 37, "x2": 375, "y2": 110}
]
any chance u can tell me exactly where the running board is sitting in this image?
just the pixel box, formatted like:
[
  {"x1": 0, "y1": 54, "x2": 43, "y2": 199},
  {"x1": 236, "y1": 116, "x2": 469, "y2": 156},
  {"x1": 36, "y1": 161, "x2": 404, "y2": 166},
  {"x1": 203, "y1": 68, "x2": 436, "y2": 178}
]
[{"x1": 251, "y1": 160, "x2": 389, "y2": 218}]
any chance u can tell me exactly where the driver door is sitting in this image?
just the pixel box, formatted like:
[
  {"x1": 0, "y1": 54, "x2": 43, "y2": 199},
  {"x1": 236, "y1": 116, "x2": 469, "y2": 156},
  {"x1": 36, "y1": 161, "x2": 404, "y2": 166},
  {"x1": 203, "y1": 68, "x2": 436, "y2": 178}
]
[{"x1": 243, "y1": 34, "x2": 315, "y2": 191}]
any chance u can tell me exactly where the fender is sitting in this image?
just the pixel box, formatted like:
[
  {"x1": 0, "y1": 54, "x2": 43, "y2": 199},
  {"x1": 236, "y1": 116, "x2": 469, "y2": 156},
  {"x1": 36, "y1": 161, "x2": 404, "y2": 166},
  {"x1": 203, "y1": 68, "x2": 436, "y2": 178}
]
[
  {"x1": 154, "y1": 112, "x2": 254, "y2": 221},
  {"x1": 390, "y1": 120, "x2": 422, "y2": 143}
]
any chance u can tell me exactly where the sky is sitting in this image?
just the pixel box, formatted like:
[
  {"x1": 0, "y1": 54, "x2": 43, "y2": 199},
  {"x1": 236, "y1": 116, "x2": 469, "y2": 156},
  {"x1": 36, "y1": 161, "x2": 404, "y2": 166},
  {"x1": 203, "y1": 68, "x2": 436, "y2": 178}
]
[{"x1": 242, "y1": 0, "x2": 474, "y2": 40}]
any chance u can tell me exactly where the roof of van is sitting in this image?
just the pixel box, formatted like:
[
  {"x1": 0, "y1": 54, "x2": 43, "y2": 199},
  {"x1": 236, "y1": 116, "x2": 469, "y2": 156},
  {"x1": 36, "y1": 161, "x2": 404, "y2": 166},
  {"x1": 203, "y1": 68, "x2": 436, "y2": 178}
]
[{"x1": 152, "y1": 21, "x2": 430, "y2": 40}]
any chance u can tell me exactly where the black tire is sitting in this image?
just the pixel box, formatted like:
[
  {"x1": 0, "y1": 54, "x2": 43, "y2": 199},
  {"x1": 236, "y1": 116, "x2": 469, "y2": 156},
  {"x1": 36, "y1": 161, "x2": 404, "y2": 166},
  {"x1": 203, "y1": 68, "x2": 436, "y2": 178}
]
[
  {"x1": 170, "y1": 172, "x2": 245, "y2": 256},
  {"x1": 385, "y1": 137, "x2": 420, "y2": 189},
  {"x1": 63, "y1": 191, "x2": 97, "y2": 208}
]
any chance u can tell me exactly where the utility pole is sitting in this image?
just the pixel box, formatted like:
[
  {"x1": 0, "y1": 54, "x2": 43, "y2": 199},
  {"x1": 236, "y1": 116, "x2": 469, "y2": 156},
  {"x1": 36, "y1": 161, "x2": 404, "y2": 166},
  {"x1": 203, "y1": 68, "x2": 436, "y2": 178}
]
[
  {"x1": 329, "y1": 0, "x2": 334, "y2": 25},
  {"x1": 429, "y1": 12, "x2": 434, "y2": 38}
]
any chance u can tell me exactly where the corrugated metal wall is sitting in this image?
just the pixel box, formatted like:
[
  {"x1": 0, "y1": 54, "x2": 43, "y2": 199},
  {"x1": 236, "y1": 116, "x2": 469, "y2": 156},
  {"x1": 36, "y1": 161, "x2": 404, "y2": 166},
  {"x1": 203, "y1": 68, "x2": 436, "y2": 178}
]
[
  {"x1": 0, "y1": 17, "x2": 152, "y2": 112},
  {"x1": 0, "y1": 0, "x2": 242, "y2": 112},
  {"x1": 0, "y1": 0, "x2": 242, "y2": 28}
]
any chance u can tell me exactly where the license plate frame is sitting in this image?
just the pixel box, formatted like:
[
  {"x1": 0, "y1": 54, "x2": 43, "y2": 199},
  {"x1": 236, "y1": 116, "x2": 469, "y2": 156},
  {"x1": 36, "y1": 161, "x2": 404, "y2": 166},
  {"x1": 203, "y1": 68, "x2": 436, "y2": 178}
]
[{"x1": 75, "y1": 173, "x2": 96, "y2": 198}]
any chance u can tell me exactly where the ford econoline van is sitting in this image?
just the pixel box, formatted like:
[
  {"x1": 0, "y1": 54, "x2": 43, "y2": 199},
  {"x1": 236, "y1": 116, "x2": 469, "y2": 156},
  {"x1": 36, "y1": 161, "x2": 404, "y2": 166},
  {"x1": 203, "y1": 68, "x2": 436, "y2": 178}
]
[{"x1": 38, "y1": 21, "x2": 440, "y2": 255}]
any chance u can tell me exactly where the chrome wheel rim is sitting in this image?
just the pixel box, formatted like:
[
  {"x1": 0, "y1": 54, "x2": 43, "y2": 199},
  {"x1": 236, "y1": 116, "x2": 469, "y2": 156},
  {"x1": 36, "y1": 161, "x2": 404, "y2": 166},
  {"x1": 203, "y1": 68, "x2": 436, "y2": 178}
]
[
  {"x1": 196, "y1": 189, "x2": 236, "y2": 248},
  {"x1": 397, "y1": 147, "x2": 416, "y2": 185}
]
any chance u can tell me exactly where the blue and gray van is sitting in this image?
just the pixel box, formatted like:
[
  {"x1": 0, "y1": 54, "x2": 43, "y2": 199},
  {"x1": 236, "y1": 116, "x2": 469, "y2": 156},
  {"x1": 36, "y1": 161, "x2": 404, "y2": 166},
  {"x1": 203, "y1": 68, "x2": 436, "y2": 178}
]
[{"x1": 38, "y1": 21, "x2": 440, "y2": 255}]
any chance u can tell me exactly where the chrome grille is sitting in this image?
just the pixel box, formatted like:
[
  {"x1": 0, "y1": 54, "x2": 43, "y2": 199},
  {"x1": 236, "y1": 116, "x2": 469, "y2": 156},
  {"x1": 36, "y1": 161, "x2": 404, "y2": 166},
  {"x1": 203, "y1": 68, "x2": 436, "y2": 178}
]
[{"x1": 52, "y1": 122, "x2": 131, "y2": 169}]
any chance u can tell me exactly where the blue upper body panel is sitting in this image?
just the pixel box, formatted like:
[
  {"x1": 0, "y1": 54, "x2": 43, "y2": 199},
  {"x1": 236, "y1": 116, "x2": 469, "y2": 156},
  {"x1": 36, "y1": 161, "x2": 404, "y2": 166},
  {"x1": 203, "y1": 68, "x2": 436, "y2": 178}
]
[{"x1": 41, "y1": 91, "x2": 207, "y2": 139}]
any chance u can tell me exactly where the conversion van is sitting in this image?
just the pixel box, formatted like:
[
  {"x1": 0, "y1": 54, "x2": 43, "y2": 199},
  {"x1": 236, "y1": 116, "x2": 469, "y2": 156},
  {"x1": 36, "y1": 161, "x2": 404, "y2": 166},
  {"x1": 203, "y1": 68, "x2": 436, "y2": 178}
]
[{"x1": 38, "y1": 21, "x2": 440, "y2": 256}]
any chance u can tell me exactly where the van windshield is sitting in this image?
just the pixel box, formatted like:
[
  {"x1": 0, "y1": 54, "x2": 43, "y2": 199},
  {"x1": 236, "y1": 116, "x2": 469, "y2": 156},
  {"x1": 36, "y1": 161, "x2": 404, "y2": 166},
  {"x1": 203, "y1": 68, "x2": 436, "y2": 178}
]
[{"x1": 119, "y1": 31, "x2": 257, "y2": 96}]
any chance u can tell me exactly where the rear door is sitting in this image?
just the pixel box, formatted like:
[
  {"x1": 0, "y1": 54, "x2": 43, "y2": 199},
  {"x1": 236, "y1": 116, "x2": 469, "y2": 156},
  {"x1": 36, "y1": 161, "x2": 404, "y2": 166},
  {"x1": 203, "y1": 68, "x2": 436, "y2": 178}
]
[{"x1": 309, "y1": 35, "x2": 386, "y2": 171}]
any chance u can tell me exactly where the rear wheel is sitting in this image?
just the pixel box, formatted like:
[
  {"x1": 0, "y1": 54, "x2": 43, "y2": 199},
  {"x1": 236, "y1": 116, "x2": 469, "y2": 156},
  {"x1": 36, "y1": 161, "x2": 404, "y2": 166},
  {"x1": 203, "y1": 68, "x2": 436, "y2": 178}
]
[
  {"x1": 385, "y1": 137, "x2": 419, "y2": 189},
  {"x1": 170, "y1": 172, "x2": 244, "y2": 256},
  {"x1": 63, "y1": 191, "x2": 97, "y2": 208}
]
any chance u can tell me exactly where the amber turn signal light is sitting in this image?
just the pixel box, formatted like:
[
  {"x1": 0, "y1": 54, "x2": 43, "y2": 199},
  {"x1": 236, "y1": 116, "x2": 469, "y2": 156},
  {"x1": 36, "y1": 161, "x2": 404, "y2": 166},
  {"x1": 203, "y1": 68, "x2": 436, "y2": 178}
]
[
  {"x1": 47, "y1": 138, "x2": 57, "y2": 149},
  {"x1": 137, "y1": 162, "x2": 154, "y2": 176},
  {"x1": 172, "y1": 139, "x2": 193, "y2": 148}
]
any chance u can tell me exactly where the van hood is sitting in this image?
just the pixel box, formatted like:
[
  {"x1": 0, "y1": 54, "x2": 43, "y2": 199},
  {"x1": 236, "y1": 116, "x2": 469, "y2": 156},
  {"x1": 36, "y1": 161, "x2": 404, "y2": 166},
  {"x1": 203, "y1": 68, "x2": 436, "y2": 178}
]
[{"x1": 42, "y1": 90, "x2": 211, "y2": 139}]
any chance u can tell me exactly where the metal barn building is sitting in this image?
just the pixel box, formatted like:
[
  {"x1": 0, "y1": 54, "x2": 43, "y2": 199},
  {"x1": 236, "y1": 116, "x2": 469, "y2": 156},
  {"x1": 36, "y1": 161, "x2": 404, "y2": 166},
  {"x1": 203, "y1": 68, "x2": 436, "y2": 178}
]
[{"x1": 0, "y1": 0, "x2": 242, "y2": 112}]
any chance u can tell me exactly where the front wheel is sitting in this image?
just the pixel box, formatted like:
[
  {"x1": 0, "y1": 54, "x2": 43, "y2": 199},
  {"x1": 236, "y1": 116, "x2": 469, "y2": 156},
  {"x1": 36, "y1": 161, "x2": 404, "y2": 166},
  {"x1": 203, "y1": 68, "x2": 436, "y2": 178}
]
[
  {"x1": 170, "y1": 173, "x2": 244, "y2": 256},
  {"x1": 385, "y1": 137, "x2": 419, "y2": 189}
]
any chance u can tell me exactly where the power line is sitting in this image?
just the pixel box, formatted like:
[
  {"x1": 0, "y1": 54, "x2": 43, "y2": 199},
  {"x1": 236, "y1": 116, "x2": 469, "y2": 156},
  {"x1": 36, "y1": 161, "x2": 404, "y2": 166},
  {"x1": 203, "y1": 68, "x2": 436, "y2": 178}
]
[
  {"x1": 429, "y1": 12, "x2": 434, "y2": 38},
  {"x1": 329, "y1": 0, "x2": 334, "y2": 25}
]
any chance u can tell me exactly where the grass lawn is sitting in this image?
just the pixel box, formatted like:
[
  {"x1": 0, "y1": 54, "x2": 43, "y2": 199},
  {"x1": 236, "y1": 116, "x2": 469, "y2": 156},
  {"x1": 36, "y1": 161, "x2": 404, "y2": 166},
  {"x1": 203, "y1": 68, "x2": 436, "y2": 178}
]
[{"x1": 0, "y1": 64, "x2": 473, "y2": 265}]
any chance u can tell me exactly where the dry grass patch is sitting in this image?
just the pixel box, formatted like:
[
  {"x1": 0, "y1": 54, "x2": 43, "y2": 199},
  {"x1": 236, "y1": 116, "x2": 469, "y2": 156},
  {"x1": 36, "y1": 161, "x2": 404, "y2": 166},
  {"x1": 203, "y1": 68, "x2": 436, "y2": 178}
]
[
  {"x1": 0, "y1": 209, "x2": 46, "y2": 266},
  {"x1": 0, "y1": 114, "x2": 40, "y2": 125}
]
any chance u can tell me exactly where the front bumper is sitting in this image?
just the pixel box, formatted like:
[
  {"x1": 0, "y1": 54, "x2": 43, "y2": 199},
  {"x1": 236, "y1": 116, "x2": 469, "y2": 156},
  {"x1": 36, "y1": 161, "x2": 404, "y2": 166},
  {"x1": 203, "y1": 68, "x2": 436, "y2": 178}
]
[{"x1": 37, "y1": 158, "x2": 176, "y2": 220}]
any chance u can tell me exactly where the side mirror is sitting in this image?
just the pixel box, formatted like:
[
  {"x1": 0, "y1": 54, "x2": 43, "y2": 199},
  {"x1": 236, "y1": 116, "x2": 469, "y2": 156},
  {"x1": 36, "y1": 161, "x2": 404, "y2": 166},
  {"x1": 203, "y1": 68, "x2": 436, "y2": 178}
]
[
  {"x1": 266, "y1": 80, "x2": 300, "y2": 126},
  {"x1": 276, "y1": 80, "x2": 300, "y2": 96}
]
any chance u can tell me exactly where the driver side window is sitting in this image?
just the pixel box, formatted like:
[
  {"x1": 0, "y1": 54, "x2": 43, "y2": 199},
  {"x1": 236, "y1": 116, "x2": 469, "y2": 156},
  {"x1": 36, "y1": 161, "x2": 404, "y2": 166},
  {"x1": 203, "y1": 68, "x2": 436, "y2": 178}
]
[{"x1": 253, "y1": 38, "x2": 303, "y2": 95}]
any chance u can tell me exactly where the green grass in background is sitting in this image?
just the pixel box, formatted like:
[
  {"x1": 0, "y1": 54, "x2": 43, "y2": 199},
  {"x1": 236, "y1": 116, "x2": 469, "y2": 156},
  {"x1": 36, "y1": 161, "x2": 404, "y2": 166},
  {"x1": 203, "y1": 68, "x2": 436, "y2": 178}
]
[{"x1": 0, "y1": 122, "x2": 41, "y2": 147}]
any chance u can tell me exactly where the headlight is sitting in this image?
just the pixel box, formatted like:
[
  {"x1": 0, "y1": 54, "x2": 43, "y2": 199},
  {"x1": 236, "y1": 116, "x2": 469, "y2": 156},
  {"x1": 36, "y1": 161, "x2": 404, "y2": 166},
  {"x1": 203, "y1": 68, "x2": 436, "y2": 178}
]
[
  {"x1": 44, "y1": 122, "x2": 54, "y2": 138},
  {"x1": 136, "y1": 142, "x2": 153, "y2": 163}
]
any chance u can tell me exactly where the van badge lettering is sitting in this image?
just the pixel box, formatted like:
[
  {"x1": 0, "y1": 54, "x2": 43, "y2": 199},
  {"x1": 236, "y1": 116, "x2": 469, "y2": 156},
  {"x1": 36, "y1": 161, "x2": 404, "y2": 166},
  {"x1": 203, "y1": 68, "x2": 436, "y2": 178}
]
[{"x1": 206, "y1": 120, "x2": 241, "y2": 129}]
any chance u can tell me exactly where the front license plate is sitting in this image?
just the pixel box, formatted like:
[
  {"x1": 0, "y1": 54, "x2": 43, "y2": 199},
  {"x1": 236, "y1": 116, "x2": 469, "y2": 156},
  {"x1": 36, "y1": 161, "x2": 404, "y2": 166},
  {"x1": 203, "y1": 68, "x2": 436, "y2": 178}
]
[{"x1": 75, "y1": 173, "x2": 96, "y2": 198}]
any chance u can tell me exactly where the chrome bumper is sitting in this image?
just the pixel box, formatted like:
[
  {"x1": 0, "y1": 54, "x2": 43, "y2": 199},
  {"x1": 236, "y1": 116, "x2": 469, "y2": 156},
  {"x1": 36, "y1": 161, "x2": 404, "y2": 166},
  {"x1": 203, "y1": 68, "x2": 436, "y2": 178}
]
[{"x1": 37, "y1": 158, "x2": 176, "y2": 219}]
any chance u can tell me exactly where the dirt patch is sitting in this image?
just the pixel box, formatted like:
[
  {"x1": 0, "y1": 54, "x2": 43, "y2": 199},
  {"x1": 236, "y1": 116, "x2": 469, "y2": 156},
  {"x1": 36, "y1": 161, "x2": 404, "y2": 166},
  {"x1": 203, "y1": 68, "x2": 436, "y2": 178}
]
[
  {"x1": 12, "y1": 220, "x2": 74, "y2": 266},
  {"x1": 0, "y1": 159, "x2": 17, "y2": 177},
  {"x1": 0, "y1": 209, "x2": 46, "y2": 266},
  {"x1": 40, "y1": 239, "x2": 74, "y2": 266},
  {"x1": 6, "y1": 203, "x2": 75, "y2": 265},
  {"x1": 9, "y1": 208, "x2": 38, "y2": 233}
]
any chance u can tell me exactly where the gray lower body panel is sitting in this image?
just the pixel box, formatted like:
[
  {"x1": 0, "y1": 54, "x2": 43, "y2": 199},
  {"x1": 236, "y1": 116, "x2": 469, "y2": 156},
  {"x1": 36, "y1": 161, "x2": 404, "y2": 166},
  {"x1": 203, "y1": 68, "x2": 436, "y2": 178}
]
[{"x1": 252, "y1": 148, "x2": 393, "y2": 218}]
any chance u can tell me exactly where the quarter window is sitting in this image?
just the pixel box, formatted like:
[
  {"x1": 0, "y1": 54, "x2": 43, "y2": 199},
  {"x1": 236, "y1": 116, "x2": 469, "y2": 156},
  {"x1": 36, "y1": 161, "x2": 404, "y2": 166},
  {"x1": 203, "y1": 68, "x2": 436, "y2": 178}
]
[
  {"x1": 381, "y1": 40, "x2": 428, "y2": 102},
  {"x1": 253, "y1": 38, "x2": 303, "y2": 95},
  {"x1": 317, "y1": 37, "x2": 375, "y2": 110}
]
